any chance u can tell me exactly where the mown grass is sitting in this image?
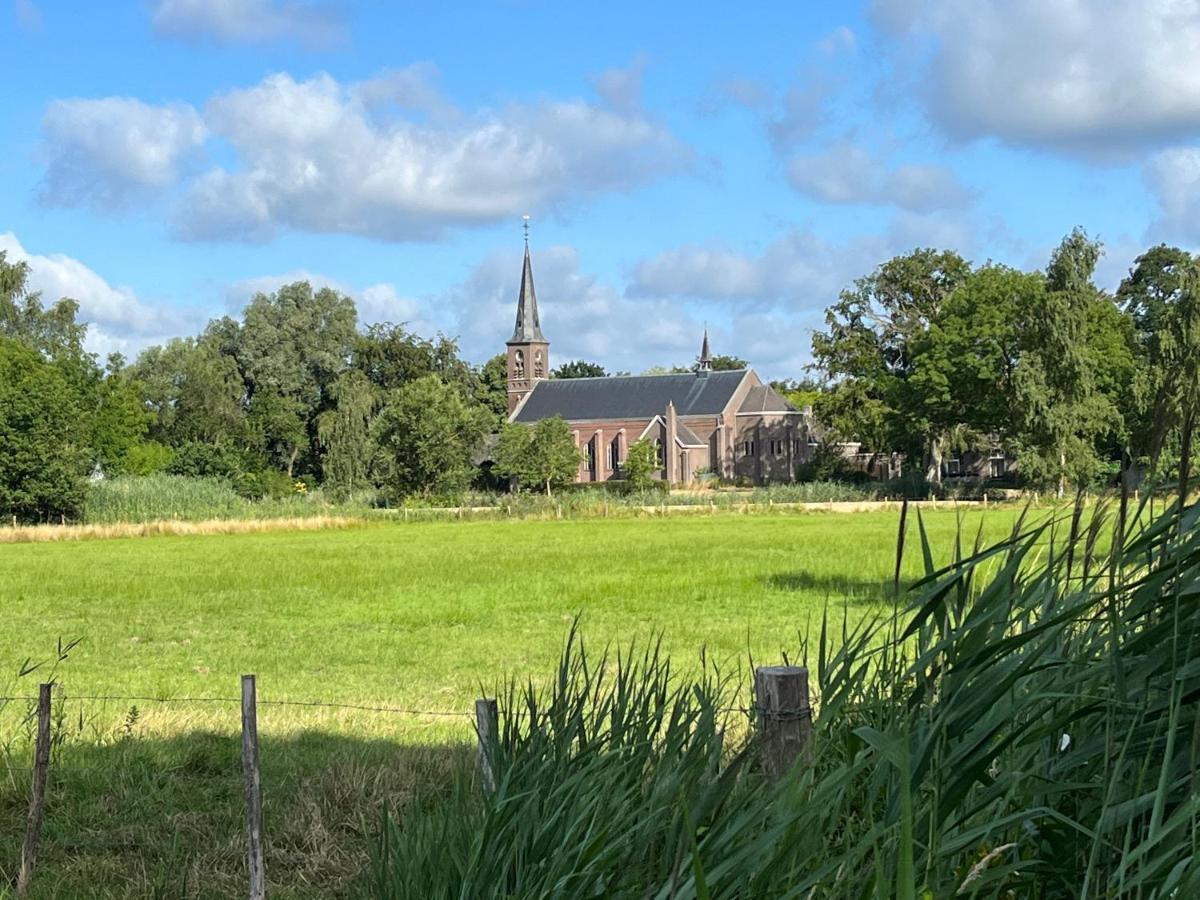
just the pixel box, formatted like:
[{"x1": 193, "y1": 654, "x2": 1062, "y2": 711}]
[{"x1": 0, "y1": 508, "x2": 1023, "y2": 896}]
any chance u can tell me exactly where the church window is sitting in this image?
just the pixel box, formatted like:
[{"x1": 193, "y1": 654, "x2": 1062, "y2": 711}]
[
  {"x1": 534, "y1": 350, "x2": 544, "y2": 378},
  {"x1": 586, "y1": 439, "x2": 597, "y2": 473},
  {"x1": 742, "y1": 440, "x2": 757, "y2": 458},
  {"x1": 608, "y1": 438, "x2": 619, "y2": 472},
  {"x1": 654, "y1": 438, "x2": 665, "y2": 467},
  {"x1": 514, "y1": 350, "x2": 525, "y2": 378}
]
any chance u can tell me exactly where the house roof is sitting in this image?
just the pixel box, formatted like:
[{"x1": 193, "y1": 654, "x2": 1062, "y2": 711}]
[
  {"x1": 511, "y1": 370, "x2": 748, "y2": 423},
  {"x1": 508, "y1": 243, "x2": 546, "y2": 343},
  {"x1": 636, "y1": 416, "x2": 709, "y2": 448},
  {"x1": 738, "y1": 384, "x2": 797, "y2": 414}
]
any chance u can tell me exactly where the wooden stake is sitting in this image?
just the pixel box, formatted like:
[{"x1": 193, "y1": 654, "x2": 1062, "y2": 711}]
[
  {"x1": 17, "y1": 683, "x2": 53, "y2": 897},
  {"x1": 754, "y1": 666, "x2": 813, "y2": 783},
  {"x1": 241, "y1": 675, "x2": 265, "y2": 900},
  {"x1": 475, "y1": 698, "x2": 499, "y2": 795}
]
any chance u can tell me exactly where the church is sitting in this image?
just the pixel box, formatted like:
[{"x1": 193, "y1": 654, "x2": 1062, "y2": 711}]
[{"x1": 503, "y1": 240, "x2": 815, "y2": 486}]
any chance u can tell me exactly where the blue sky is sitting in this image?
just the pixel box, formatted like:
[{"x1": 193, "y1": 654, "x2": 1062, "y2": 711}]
[{"x1": 3, "y1": 0, "x2": 1198, "y2": 378}]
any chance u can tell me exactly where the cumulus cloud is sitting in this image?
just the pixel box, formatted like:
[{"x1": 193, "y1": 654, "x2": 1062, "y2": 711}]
[
  {"x1": 39, "y1": 97, "x2": 207, "y2": 209},
  {"x1": 873, "y1": 0, "x2": 1200, "y2": 155},
  {"x1": 169, "y1": 70, "x2": 690, "y2": 242},
  {"x1": 0, "y1": 232, "x2": 198, "y2": 357},
  {"x1": 441, "y1": 245, "x2": 708, "y2": 374},
  {"x1": 629, "y1": 213, "x2": 976, "y2": 307},
  {"x1": 1145, "y1": 146, "x2": 1200, "y2": 243},
  {"x1": 150, "y1": 0, "x2": 348, "y2": 48},
  {"x1": 787, "y1": 142, "x2": 971, "y2": 211}
]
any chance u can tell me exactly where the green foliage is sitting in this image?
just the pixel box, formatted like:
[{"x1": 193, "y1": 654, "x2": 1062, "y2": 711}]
[
  {"x1": 371, "y1": 500, "x2": 1200, "y2": 896},
  {"x1": 621, "y1": 437, "x2": 658, "y2": 491},
  {"x1": 316, "y1": 370, "x2": 378, "y2": 495},
  {"x1": 475, "y1": 353, "x2": 510, "y2": 419},
  {"x1": 121, "y1": 441, "x2": 174, "y2": 476},
  {"x1": 0, "y1": 337, "x2": 90, "y2": 522},
  {"x1": 91, "y1": 357, "x2": 151, "y2": 473},
  {"x1": 552, "y1": 359, "x2": 606, "y2": 379},
  {"x1": 705, "y1": 353, "x2": 748, "y2": 371},
  {"x1": 493, "y1": 416, "x2": 582, "y2": 497},
  {"x1": 794, "y1": 441, "x2": 862, "y2": 483},
  {"x1": 812, "y1": 248, "x2": 972, "y2": 483},
  {"x1": 372, "y1": 376, "x2": 492, "y2": 499}
]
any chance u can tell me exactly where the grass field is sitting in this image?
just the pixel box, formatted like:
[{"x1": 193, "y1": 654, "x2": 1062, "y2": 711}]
[{"x1": 0, "y1": 507, "x2": 1027, "y2": 897}]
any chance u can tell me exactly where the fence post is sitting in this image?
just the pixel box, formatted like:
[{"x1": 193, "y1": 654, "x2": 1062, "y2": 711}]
[
  {"x1": 16, "y1": 683, "x2": 52, "y2": 897},
  {"x1": 241, "y1": 675, "x2": 266, "y2": 900},
  {"x1": 754, "y1": 666, "x2": 813, "y2": 783},
  {"x1": 475, "y1": 698, "x2": 499, "y2": 795}
]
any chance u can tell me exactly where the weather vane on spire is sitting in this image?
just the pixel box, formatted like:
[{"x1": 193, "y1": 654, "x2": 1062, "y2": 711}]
[{"x1": 522, "y1": 214, "x2": 531, "y2": 246}]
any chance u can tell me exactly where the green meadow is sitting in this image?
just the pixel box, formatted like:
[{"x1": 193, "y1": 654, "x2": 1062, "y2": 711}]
[{"x1": 0, "y1": 508, "x2": 1025, "y2": 897}]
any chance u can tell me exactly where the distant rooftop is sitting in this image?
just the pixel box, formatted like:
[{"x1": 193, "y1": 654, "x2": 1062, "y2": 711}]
[{"x1": 511, "y1": 370, "x2": 749, "y2": 422}]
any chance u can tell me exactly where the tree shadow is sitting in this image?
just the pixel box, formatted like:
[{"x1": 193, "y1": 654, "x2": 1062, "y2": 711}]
[
  {"x1": 0, "y1": 727, "x2": 474, "y2": 899},
  {"x1": 766, "y1": 571, "x2": 908, "y2": 605}
]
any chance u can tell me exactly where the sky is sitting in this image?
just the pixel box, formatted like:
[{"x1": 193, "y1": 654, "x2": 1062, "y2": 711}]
[{"x1": 3, "y1": 0, "x2": 1200, "y2": 379}]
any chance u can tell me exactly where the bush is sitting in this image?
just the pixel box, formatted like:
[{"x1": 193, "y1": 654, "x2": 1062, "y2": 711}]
[{"x1": 120, "y1": 441, "x2": 174, "y2": 476}]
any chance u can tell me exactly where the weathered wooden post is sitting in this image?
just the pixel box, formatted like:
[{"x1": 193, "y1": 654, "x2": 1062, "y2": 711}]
[
  {"x1": 475, "y1": 698, "x2": 499, "y2": 795},
  {"x1": 16, "y1": 683, "x2": 52, "y2": 897},
  {"x1": 241, "y1": 675, "x2": 265, "y2": 900},
  {"x1": 754, "y1": 666, "x2": 813, "y2": 783}
]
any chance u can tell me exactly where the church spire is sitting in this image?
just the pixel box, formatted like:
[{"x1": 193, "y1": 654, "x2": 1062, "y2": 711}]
[
  {"x1": 698, "y1": 326, "x2": 712, "y2": 372},
  {"x1": 509, "y1": 218, "x2": 546, "y2": 343}
]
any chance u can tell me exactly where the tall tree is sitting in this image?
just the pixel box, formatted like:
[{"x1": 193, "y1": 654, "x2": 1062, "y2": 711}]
[
  {"x1": 494, "y1": 417, "x2": 582, "y2": 496},
  {"x1": 1012, "y1": 229, "x2": 1132, "y2": 493},
  {"x1": 553, "y1": 359, "x2": 607, "y2": 379},
  {"x1": 812, "y1": 248, "x2": 972, "y2": 483},
  {"x1": 1117, "y1": 245, "x2": 1200, "y2": 488},
  {"x1": 237, "y1": 282, "x2": 357, "y2": 476},
  {"x1": 316, "y1": 370, "x2": 378, "y2": 494},
  {"x1": 0, "y1": 337, "x2": 90, "y2": 522},
  {"x1": 372, "y1": 376, "x2": 492, "y2": 499}
]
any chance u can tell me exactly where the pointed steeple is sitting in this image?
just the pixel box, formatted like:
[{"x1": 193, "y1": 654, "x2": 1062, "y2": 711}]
[
  {"x1": 698, "y1": 326, "x2": 712, "y2": 372},
  {"x1": 509, "y1": 227, "x2": 546, "y2": 343}
]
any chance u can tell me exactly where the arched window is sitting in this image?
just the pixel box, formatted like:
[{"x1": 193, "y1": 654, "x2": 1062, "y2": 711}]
[
  {"x1": 654, "y1": 438, "x2": 665, "y2": 467},
  {"x1": 513, "y1": 349, "x2": 525, "y2": 378},
  {"x1": 534, "y1": 350, "x2": 544, "y2": 378}
]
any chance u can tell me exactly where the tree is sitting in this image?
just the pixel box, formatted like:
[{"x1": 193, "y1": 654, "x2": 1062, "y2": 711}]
[
  {"x1": 316, "y1": 370, "x2": 378, "y2": 494},
  {"x1": 92, "y1": 354, "x2": 151, "y2": 473},
  {"x1": 494, "y1": 417, "x2": 582, "y2": 496},
  {"x1": 0, "y1": 337, "x2": 89, "y2": 522},
  {"x1": 372, "y1": 376, "x2": 492, "y2": 499},
  {"x1": 1012, "y1": 229, "x2": 1132, "y2": 493},
  {"x1": 237, "y1": 282, "x2": 357, "y2": 476},
  {"x1": 553, "y1": 360, "x2": 607, "y2": 379},
  {"x1": 1117, "y1": 245, "x2": 1200, "y2": 488},
  {"x1": 812, "y1": 248, "x2": 972, "y2": 483},
  {"x1": 770, "y1": 378, "x2": 822, "y2": 411},
  {"x1": 621, "y1": 438, "x2": 658, "y2": 491},
  {"x1": 476, "y1": 353, "x2": 510, "y2": 419}
]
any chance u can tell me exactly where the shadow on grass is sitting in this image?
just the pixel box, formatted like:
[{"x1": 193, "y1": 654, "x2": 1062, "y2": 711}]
[
  {"x1": 765, "y1": 571, "x2": 907, "y2": 604},
  {"x1": 0, "y1": 729, "x2": 472, "y2": 899}
]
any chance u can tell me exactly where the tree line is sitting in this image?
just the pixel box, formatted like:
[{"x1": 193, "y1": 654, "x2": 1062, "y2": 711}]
[
  {"x1": 1, "y1": 253, "x2": 595, "y2": 522},
  {"x1": 810, "y1": 229, "x2": 1200, "y2": 495}
]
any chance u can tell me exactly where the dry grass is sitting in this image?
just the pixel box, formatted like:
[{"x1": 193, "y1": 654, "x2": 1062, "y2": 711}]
[{"x1": 0, "y1": 515, "x2": 370, "y2": 544}]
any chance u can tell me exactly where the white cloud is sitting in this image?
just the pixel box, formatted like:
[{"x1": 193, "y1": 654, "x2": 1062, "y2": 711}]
[
  {"x1": 39, "y1": 97, "x2": 206, "y2": 209},
  {"x1": 0, "y1": 232, "x2": 198, "y2": 357},
  {"x1": 630, "y1": 212, "x2": 976, "y2": 304},
  {"x1": 591, "y1": 54, "x2": 650, "y2": 115},
  {"x1": 1145, "y1": 146, "x2": 1200, "y2": 243},
  {"x1": 150, "y1": 0, "x2": 347, "y2": 47},
  {"x1": 873, "y1": 0, "x2": 1200, "y2": 155},
  {"x1": 440, "y1": 245, "x2": 709, "y2": 374},
  {"x1": 787, "y1": 143, "x2": 969, "y2": 211},
  {"x1": 172, "y1": 70, "x2": 691, "y2": 242}
]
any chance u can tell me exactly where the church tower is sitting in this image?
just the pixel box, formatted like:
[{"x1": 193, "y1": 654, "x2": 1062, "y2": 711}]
[{"x1": 506, "y1": 226, "x2": 549, "y2": 414}]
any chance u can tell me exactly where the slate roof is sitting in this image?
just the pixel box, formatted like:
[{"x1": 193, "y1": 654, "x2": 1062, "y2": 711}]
[
  {"x1": 675, "y1": 421, "x2": 707, "y2": 447},
  {"x1": 511, "y1": 370, "x2": 748, "y2": 423},
  {"x1": 508, "y1": 243, "x2": 546, "y2": 343},
  {"x1": 738, "y1": 384, "x2": 797, "y2": 414}
]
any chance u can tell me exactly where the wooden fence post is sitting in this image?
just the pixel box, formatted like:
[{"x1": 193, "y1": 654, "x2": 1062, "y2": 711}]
[
  {"x1": 475, "y1": 698, "x2": 499, "y2": 795},
  {"x1": 241, "y1": 675, "x2": 265, "y2": 900},
  {"x1": 754, "y1": 666, "x2": 813, "y2": 783},
  {"x1": 16, "y1": 683, "x2": 52, "y2": 897}
]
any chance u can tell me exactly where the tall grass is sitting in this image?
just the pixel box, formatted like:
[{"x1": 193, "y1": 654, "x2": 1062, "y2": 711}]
[
  {"x1": 370, "y1": 496, "x2": 1200, "y2": 897},
  {"x1": 83, "y1": 474, "x2": 375, "y2": 524}
]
